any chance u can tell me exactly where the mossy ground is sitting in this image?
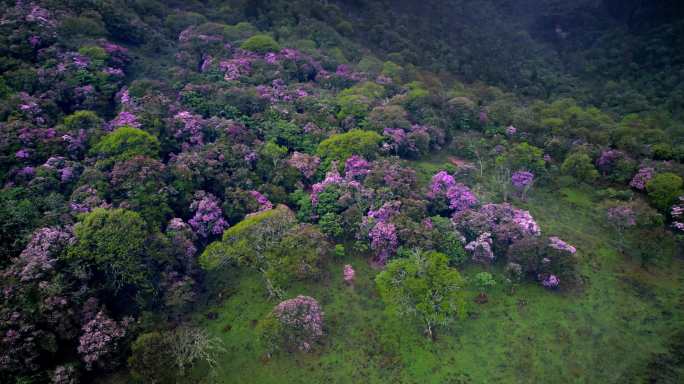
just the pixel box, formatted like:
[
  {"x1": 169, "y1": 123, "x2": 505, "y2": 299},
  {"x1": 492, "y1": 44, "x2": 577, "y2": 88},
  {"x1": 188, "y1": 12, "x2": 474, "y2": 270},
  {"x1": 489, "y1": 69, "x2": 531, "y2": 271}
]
[{"x1": 188, "y1": 172, "x2": 684, "y2": 383}]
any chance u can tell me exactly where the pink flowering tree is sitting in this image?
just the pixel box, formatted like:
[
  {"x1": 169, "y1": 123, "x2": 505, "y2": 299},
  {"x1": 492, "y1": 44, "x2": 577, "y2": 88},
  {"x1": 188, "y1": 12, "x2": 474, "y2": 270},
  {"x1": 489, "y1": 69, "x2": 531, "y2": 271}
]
[
  {"x1": 630, "y1": 167, "x2": 654, "y2": 190},
  {"x1": 465, "y1": 232, "x2": 495, "y2": 264},
  {"x1": 249, "y1": 191, "x2": 273, "y2": 212},
  {"x1": 189, "y1": 191, "x2": 229, "y2": 238},
  {"x1": 258, "y1": 295, "x2": 324, "y2": 355},
  {"x1": 287, "y1": 151, "x2": 320, "y2": 180},
  {"x1": 506, "y1": 235, "x2": 578, "y2": 289},
  {"x1": 343, "y1": 264, "x2": 356, "y2": 284},
  {"x1": 77, "y1": 310, "x2": 131, "y2": 370},
  {"x1": 172, "y1": 111, "x2": 205, "y2": 149},
  {"x1": 6, "y1": 227, "x2": 72, "y2": 282},
  {"x1": 359, "y1": 201, "x2": 401, "y2": 266},
  {"x1": 511, "y1": 171, "x2": 534, "y2": 200},
  {"x1": 427, "y1": 171, "x2": 478, "y2": 214},
  {"x1": 672, "y1": 196, "x2": 684, "y2": 233},
  {"x1": 454, "y1": 203, "x2": 540, "y2": 255},
  {"x1": 344, "y1": 155, "x2": 371, "y2": 181},
  {"x1": 606, "y1": 204, "x2": 637, "y2": 252}
]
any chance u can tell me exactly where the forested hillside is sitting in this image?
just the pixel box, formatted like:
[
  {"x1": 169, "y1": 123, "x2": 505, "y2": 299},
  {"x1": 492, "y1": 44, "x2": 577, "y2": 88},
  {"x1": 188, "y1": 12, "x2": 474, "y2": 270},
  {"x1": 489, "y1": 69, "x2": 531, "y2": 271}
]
[{"x1": 1, "y1": 1, "x2": 683, "y2": 383}]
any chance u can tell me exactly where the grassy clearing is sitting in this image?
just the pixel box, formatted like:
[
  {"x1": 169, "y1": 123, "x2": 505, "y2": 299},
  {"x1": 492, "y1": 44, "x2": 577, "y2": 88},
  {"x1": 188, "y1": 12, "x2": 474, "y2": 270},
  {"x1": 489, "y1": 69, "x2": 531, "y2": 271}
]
[{"x1": 190, "y1": 183, "x2": 684, "y2": 383}]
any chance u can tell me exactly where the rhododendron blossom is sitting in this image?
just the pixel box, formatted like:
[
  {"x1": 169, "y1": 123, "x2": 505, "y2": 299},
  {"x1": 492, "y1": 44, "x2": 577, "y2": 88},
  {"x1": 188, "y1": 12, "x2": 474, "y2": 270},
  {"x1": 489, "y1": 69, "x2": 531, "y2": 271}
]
[
  {"x1": 272, "y1": 296, "x2": 324, "y2": 352},
  {"x1": 77, "y1": 311, "x2": 130, "y2": 369},
  {"x1": 671, "y1": 197, "x2": 683, "y2": 232},
  {"x1": 189, "y1": 191, "x2": 229, "y2": 238},
  {"x1": 108, "y1": 111, "x2": 141, "y2": 130},
  {"x1": 173, "y1": 111, "x2": 205, "y2": 147},
  {"x1": 511, "y1": 171, "x2": 534, "y2": 189},
  {"x1": 343, "y1": 264, "x2": 355, "y2": 283},
  {"x1": 548, "y1": 236, "x2": 576, "y2": 254},
  {"x1": 250, "y1": 191, "x2": 273, "y2": 212},
  {"x1": 466, "y1": 232, "x2": 495, "y2": 264},
  {"x1": 506, "y1": 125, "x2": 517, "y2": 135},
  {"x1": 7, "y1": 227, "x2": 72, "y2": 282},
  {"x1": 288, "y1": 152, "x2": 320, "y2": 179},
  {"x1": 344, "y1": 155, "x2": 371, "y2": 180},
  {"x1": 607, "y1": 205, "x2": 637, "y2": 229},
  {"x1": 629, "y1": 167, "x2": 654, "y2": 190},
  {"x1": 427, "y1": 171, "x2": 478, "y2": 212},
  {"x1": 542, "y1": 274, "x2": 560, "y2": 289}
]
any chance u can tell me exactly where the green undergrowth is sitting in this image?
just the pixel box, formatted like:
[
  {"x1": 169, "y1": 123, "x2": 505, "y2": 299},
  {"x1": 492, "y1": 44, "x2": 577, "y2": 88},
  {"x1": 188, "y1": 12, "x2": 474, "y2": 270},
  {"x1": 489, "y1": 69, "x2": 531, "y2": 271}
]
[{"x1": 188, "y1": 184, "x2": 684, "y2": 383}]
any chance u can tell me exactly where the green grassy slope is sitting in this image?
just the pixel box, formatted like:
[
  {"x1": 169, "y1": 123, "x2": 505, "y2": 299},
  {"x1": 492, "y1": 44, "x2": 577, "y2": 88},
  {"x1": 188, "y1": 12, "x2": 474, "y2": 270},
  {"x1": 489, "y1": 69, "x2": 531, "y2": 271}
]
[{"x1": 187, "y1": 179, "x2": 684, "y2": 383}]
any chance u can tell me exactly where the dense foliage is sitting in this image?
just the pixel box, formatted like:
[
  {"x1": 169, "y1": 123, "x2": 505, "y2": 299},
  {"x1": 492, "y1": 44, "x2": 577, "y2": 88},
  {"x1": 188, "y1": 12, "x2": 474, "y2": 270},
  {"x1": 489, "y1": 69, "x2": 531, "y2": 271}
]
[{"x1": 0, "y1": 0, "x2": 683, "y2": 383}]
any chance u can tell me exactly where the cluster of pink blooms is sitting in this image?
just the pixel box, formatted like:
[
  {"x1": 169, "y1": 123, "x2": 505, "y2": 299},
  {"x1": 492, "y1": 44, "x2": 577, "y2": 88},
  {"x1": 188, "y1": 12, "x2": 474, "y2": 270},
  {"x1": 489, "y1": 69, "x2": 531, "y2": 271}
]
[
  {"x1": 596, "y1": 149, "x2": 625, "y2": 174},
  {"x1": 220, "y1": 57, "x2": 252, "y2": 81},
  {"x1": 343, "y1": 264, "x2": 355, "y2": 283},
  {"x1": 107, "y1": 111, "x2": 141, "y2": 131},
  {"x1": 606, "y1": 205, "x2": 637, "y2": 229},
  {"x1": 287, "y1": 152, "x2": 320, "y2": 179},
  {"x1": 344, "y1": 155, "x2": 371, "y2": 180},
  {"x1": 272, "y1": 295, "x2": 324, "y2": 352},
  {"x1": 99, "y1": 41, "x2": 130, "y2": 67},
  {"x1": 256, "y1": 79, "x2": 309, "y2": 104},
  {"x1": 541, "y1": 274, "x2": 560, "y2": 289},
  {"x1": 629, "y1": 167, "x2": 654, "y2": 190},
  {"x1": 363, "y1": 201, "x2": 401, "y2": 266},
  {"x1": 454, "y1": 203, "x2": 541, "y2": 247},
  {"x1": 367, "y1": 201, "x2": 401, "y2": 222},
  {"x1": 382, "y1": 127, "x2": 408, "y2": 154},
  {"x1": 25, "y1": 4, "x2": 56, "y2": 28},
  {"x1": 310, "y1": 162, "x2": 364, "y2": 207},
  {"x1": 69, "y1": 185, "x2": 108, "y2": 213},
  {"x1": 166, "y1": 218, "x2": 198, "y2": 263},
  {"x1": 62, "y1": 128, "x2": 88, "y2": 155},
  {"x1": 77, "y1": 311, "x2": 129, "y2": 370},
  {"x1": 15, "y1": 148, "x2": 31, "y2": 159},
  {"x1": 104, "y1": 67, "x2": 124, "y2": 77},
  {"x1": 671, "y1": 197, "x2": 684, "y2": 232},
  {"x1": 505, "y1": 125, "x2": 517, "y2": 135},
  {"x1": 479, "y1": 110, "x2": 488, "y2": 124},
  {"x1": 511, "y1": 208, "x2": 541, "y2": 236},
  {"x1": 249, "y1": 191, "x2": 273, "y2": 212},
  {"x1": 177, "y1": 26, "x2": 223, "y2": 44},
  {"x1": 466, "y1": 232, "x2": 495, "y2": 264},
  {"x1": 173, "y1": 111, "x2": 205, "y2": 148},
  {"x1": 548, "y1": 236, "x2": 577, "y2": 254},
  {"x1": 335, "y1": 64, "x2": 366, "y2": 81},
  {"x1": 117, "y1": 87, "x2": 132, "y2": 108},
  {"x1": 6, "y1": 227, "x2": 72, "y2": 282},
  {"x1": 427, "y1": 171, "x2": 478, "y2": 212},
  {"x1": 42, "y1": 156, "x2": 77, "y2": 183},
  {"x1": 188, "y1": 191, "x2": 229, "y2": 238},
  {"x1": 511, "y1": 171, "x2": 534, "y2": 189},
  {"x1": 52, "y1": 365, "x2": 78, "y2": 384}
]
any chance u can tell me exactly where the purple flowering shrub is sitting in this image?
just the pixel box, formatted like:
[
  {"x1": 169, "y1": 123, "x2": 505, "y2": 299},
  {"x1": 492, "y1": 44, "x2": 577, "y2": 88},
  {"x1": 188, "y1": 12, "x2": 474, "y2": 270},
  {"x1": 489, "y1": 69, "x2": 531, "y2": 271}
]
[
  {"x1": 78, "y1": 310, "x2": 131, "y2": 370},
  {"x1": 454, "y1": 203, "x2": 540, "y2": 255},
  {"x1": 427, "y1": 171, "x2": 478, "y2": 213},
  {"x1": 466, "y1": 232, "x2": 495, "y2": 264},
  {"x1": 506, "y1": 236, "x2": 579, "y2": 289},
  {"x1": 630, "y1": 167, "x2": 655, "y2": 190},
  {"x1": 343, "y1": 264, "x2": 356, "y2": 284},
  {"x1": 288, "y1": 151, "x2": 321, "y2": 179},
  {"x1": 359, "y1": 201, "x2": 401, "y2": 265},
  {"x1": 259, "y1": 295, "x2": 324, "y2": 354},
  {"x1": 511, "y1": 170, "x2": 534, "y2": 199},
  {"x1": 673, "y1": 197, "x2": 684, "y2": 232},
  {"x1": 189, "y1": 191, "x2": 229, "y2": 238},
  {"x1": 5, "y1": 226, "x2": 73, "y2": 282},
  {"x1": 596, "y1": 149, "x2": 636, "y2": 183}
]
